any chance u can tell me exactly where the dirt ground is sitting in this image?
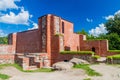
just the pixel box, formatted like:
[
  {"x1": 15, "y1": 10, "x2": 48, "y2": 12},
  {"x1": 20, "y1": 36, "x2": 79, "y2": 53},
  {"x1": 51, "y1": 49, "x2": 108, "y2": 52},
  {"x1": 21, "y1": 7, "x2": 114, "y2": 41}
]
[{"x1": 0, "y1": 63, "x2": 120, "y2": 80}]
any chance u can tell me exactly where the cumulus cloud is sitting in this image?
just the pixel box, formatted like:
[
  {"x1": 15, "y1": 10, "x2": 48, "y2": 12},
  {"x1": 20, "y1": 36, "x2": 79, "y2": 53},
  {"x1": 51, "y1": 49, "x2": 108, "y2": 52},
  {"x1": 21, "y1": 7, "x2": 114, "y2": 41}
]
[
  {"x1": 0, "y1": 8, "x2": 30, "y2": 25},
  {"x1": 89, "y1": 23, "x2": 107, "y2": 36},
  {"x1": 0, "y1": 29, "x2": 7, "y2": 37},
  {"x1": 28, "y1": 23, "x2": 38, "y2": 30},
  {"x1": 105, "y1": 10, "x2": 120, "y2": 20},
  {"x1": 86, "y1": 18, "x2": 93, "y2": 22},
  {"x1": 0, "y1": 0, "x2": 20, "y2": 11}
]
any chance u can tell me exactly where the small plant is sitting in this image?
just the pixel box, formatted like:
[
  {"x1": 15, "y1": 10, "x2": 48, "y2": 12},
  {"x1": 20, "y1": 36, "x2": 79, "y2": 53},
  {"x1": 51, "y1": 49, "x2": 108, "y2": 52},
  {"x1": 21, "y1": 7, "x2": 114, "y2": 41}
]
[
  {"x1": 0, "y1": 73, "x2": 10, "y2": 80},
  {"x1": 55, "y1": 34, "x2": 63, "y2": 36},
  {"x1": 74, "y1": 64, "x2": 102, "y2": 76}
]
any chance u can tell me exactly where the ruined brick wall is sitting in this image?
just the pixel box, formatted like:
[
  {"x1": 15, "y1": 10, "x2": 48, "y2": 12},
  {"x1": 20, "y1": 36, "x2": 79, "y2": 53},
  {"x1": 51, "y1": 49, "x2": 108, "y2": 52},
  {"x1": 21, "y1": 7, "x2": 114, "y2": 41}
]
[
  {"x1": 0, "y1": 45, "x2": 14, "y2": 64},
  {"x1": 0, "y1": 45, "x2": 13, "y2": 54},
  {"x1": 16, "y1": 29, "x2": 41, "y2": 53},
  {"x1": 80, "y1": 40, "x2": 108, "y2": 56}
]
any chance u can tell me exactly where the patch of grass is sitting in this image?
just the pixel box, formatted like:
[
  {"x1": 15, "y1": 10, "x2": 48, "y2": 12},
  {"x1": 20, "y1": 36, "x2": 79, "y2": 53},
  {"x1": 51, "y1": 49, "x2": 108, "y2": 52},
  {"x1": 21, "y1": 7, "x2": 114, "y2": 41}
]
[
  {"x1": 0, "y1": 64, "x2": 52, "y2": 72},
  {"x1": 92, "y1": 55, "x2": 100, "y2": 59},
  {"x1": 23, "y1": 68, "x2": 52, "y2": 72},
  {"x1": 74, "y1": 64, "x2": 102, "y2": 76},
  {"x1": 107, "y1": 54, "x2": 120, "y2": 59},
  {"x1": 60, "y1": 51, "x2": 94, "y2": 55},
  {"x1": 83, "y1": 78, "x2": 91, "y2": 80},
  {"x1": 108, "y1": 50, "x2": 120, "y2": 53},
  {"x1": 0, "y1": 73, "x2": 10, "y2": 80}
]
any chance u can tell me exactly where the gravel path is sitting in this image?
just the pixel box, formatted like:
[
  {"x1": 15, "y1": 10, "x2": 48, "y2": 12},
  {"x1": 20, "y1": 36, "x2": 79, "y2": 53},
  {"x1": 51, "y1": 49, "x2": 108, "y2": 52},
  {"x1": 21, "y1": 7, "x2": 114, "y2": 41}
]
[
  {"x1": 0, "y1": 67, "x2": 86, "y2": 80},
  {"x1": 0, "y1": 64, "x2": 120, "y2": 80},
  {"x1": 90, "y1": 63, "x2": 120, "y2": 80}
]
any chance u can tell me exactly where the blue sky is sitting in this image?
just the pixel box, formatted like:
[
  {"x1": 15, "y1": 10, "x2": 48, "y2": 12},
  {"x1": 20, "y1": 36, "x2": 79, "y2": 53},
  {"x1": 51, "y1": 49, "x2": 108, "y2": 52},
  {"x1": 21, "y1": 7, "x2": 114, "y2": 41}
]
[{"x1": 0, "y1": 0, "x2": 120, "y2": 36}]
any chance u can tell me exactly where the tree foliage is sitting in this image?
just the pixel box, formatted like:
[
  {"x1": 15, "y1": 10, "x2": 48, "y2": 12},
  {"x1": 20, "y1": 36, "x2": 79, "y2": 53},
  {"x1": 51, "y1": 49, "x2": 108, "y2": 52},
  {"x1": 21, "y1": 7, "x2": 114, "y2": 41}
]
[
  {"x1": 105, "y1": 14, "x2": 120, "y2": 35},
  {"x1": 0, "y1": 37, "x2": 8, "y2": 44}
]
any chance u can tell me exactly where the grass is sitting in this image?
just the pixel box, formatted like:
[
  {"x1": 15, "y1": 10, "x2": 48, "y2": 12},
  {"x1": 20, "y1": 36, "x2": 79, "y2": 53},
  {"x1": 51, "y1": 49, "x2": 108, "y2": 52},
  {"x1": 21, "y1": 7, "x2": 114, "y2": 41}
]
[
  {"x1": 107, "y1": 54, "x2": 120, "y2": 59},
  {"x1": 83, "y1": 78, "x2": 91, "y2": 80},
  {"x1": 0, "y1": 64, "x2": 52, "y2": 72},
  {"x1": 0, "y1": 73, "x2": 10, "y2": 80},
  {"x1": 109, "y1": 50, "x2": 120, "y2": 52},
  {"x1": 74, "y1": 64, "x2": 102, "y2": 76},
  {"x1": 60, "y1": 51, "x2": 94, "y2": 55},
  {"x1": 92, "y1": 55, "x2": 100, "y2": 59}
]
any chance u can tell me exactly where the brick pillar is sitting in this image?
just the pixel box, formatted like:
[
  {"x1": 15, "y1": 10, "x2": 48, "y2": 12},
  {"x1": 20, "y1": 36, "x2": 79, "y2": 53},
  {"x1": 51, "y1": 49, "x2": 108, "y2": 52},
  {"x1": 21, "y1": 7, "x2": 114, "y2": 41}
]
[{"x1": 12, "y1": 33, "x2": 17, "y2": 54}]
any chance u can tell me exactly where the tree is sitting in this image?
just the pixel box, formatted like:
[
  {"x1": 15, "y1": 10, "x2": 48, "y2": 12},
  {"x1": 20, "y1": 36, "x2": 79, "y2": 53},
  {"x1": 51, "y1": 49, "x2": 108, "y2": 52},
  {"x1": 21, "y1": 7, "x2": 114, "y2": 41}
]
[
  {"x1": 105, "y1": 14, "x2": 120, "y2": 35},
  {"x1": 0, "y1": 37, "x2": 8, "y2": 44}
]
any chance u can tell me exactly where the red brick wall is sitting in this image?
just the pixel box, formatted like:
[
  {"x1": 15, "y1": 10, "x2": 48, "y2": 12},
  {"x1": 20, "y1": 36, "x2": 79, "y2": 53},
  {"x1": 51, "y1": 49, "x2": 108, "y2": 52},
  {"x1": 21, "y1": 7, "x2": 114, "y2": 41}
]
[
  {"x1": 0, "y1": 54, "x2": 15, "y2": 64},
  {"x1": 80, "y1": 40, "x2": 108, "y2": 56},
  {"x1": 0, "y1": 45, "x2": 13, "y2": 54},
  {"x1": 16, "y1": 29, "x2": 41, "y2": 53}
]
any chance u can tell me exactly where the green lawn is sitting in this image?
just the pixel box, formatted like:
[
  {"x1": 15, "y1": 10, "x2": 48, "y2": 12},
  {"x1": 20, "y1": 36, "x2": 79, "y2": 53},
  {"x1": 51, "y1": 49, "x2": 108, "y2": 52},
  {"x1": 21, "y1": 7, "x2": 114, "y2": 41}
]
[{"x1": 74, "y1": 64, "x2": 102, "y2": 76}]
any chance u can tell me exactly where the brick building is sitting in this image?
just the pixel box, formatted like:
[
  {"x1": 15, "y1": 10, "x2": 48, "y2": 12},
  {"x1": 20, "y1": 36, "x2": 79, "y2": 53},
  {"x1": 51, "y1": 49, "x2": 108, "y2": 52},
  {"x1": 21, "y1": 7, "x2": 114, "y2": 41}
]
[{"x1": 0, "y1": 14, "x2": 118, "y2": 70}]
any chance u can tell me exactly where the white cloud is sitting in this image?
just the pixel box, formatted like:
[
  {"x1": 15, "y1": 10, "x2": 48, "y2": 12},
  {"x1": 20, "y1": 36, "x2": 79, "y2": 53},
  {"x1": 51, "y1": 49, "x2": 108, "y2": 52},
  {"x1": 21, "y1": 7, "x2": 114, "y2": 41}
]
[
  {"x1": 0, "y1": 8, "x2": 30, "y2": 25},
  {"x1": 86, "y1": 18, "x2": 93, "y2": 22},
  {"x1": 105, "y1": 15, "x2": 114, "y2": 20},
  {"x1": 0, "y1": 29, "x2": 7, "y2": 37},
  {"x1": 105, "y1": 10, "x2": 120, "y2": 20},
  {"x1": 28, "y1": 23, "x2": 38, "y2": 30},
  {"x1": 0, "y1": 0, "x2": 20, "y2": 11},
  {"x1": 89, "y1": 23, "x2": 107, "y2": 36}
]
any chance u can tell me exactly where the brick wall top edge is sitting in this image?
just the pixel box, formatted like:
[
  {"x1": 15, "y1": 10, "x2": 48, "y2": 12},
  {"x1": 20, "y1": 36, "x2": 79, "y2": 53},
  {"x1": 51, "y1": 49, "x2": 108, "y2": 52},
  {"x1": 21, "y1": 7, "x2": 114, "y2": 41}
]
[
  {"x1": 38, "y1": 14, "x2": 73, "y2": 24},
  {"x1": 16, "y1": 29, "x2": 38, "y2": 34}
]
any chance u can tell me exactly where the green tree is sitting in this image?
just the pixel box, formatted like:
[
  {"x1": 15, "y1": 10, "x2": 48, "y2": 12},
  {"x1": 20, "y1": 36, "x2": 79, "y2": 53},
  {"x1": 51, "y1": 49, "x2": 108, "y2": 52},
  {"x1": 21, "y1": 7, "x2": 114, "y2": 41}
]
[
  {"x1": 0, "y1": 37, "x2": 8, "y2": 44},
  {"x1": 105, "y1": 14, "x2": 120, "y2": 35}
]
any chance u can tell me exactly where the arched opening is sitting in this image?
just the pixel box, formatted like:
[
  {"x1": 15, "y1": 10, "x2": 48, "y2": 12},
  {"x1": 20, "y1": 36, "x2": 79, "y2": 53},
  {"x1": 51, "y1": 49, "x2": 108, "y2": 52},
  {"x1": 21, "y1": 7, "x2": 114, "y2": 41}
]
[{"x1": 92, "y1": 47, "x2": 95, "y2": 52}]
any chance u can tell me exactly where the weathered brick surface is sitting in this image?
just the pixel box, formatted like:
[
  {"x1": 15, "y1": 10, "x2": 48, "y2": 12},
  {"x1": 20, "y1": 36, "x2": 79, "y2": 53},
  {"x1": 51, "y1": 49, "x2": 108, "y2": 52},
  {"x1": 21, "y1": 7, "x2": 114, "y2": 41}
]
[
  {"x1": 16, "y1": 29, "x2": 41, "y2": 53},
  {"x1": 0, "y1": 54, "x2": 14, "y2": 64}
]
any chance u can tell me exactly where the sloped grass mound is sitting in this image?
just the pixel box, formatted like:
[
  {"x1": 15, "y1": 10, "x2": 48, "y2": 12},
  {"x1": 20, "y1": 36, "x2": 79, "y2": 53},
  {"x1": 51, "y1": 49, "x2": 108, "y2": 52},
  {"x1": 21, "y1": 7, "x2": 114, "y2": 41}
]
[{"x1": 74, "y1": 64, "x2": 102, "y2": 76}]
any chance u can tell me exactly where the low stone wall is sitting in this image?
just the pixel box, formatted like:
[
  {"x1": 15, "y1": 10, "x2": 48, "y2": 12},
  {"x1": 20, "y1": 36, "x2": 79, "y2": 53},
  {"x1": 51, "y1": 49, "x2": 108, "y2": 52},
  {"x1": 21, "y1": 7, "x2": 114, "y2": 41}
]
[
  {"x1": 0, "y1": 54, "x2": 15, "y2": 64},
  {"x1": 107, "y1": 59, "x2": 120, "y2": 64}
]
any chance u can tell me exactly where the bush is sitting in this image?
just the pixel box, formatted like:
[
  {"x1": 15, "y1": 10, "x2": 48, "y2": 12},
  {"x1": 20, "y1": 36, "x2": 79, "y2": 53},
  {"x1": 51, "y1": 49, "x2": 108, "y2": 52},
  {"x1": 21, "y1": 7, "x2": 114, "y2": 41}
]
[{"x1": 60, "y1": 51, "x2": 94, "y2": 55}]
